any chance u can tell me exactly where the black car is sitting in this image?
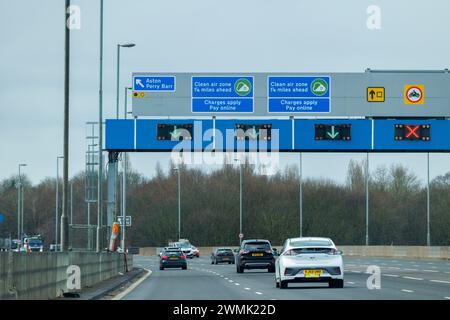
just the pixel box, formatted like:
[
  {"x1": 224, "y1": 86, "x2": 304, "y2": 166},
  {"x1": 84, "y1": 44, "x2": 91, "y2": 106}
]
[
  {"x1": 159, "y1": 248, "x2": 187, "y2": 270},
  {"x1": 211, "y1": 248, "x2": 235, "y2": 265},
  {"x1": 236, "y1": 239, "x2": 275, "y2": 273}
]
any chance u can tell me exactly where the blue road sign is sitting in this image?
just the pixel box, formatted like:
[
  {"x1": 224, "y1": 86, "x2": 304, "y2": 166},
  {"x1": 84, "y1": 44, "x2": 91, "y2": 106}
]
[
  {"x1": 136, "y1": 119, "x2": 214, "y2": 151},
  {"x1": 133, "y1": 75, "x2": 176, "y2": 91},
  {"x1": 105, "y1": 119, "x2": 450, "y2": 152},
  {"x1": 192, "y1": 76, "x2": 254, "y2": 113},
  {"x1": 294, "y1": 119, "x2": 372, "y2": 151},
  {"x1": 374, "y1": 119, "x2": 450, "y2": 151},
  {"x1": 268, "y1": 76, "x2": 331, "y2": 113},
  {"x1": 0, "y1": 213, "x2": 4, "y2": 224},
  {"x1": 215, "y1": 119, "x2": 292, "y2": 151}
]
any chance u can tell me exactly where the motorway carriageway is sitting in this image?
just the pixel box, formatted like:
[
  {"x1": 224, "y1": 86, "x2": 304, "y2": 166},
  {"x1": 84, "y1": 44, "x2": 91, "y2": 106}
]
[{"x1": 122, "y1": 255, "x2": 450, "y2": 300}]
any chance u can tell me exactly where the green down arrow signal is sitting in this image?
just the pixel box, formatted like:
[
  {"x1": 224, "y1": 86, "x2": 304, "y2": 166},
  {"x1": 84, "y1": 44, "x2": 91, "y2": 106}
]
[
  {"x1": 326, "y1": 126, "x2": 340, "y2": 139},
  {"x1": 170, "y1": 126, "x2": 182, "y2": 140},
  {"x1": 248, "y1": 126, "x2": 258, "y2": 140}
]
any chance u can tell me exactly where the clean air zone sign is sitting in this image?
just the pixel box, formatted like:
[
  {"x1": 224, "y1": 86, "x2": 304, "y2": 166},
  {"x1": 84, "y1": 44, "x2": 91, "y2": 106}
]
[
  {"x1": 192, "y1": 76, "x2": 254, "y2": 113},
  {"x1": 268, "y1": 76, "x2": 331, "y2": 113}
]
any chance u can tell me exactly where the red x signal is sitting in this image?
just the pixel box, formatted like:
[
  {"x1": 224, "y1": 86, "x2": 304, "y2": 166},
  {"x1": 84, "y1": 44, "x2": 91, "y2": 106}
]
[{"x1": 405, "y1": 125, "x2": 419, "y2": 139}]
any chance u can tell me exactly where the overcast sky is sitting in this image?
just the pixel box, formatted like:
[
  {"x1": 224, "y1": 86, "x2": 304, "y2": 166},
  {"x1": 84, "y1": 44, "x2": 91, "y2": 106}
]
[{"x1": 1, "y1": 0, "x2": 450, "y2": 185}]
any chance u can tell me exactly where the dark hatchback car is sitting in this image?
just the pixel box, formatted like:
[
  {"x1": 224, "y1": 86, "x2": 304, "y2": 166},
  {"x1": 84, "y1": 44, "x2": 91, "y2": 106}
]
[
  {"x1": 159, "y1": 248, "x2": 187, "y2": 270},
  {"x1": 236, "y1": 239, "x2": 275, "y2": 273},
  {"x1": 211, "y1": 248, "x2": 235, "y2": 265}
]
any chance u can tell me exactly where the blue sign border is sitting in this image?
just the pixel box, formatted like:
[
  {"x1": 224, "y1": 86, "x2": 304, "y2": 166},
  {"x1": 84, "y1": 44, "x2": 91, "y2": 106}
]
[
  {"x1": 267, "y1": 76, "x2": 331, "y2": 113},
  {"x1": 191, "y1": 76, "x2": 254, "y2": 113},
  {"x1": 132, "y1": 75, "x2": 176, "y2": 92}
]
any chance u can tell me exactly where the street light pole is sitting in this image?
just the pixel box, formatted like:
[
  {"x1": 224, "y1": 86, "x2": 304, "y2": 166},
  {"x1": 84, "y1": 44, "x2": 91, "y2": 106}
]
[
  {"x1": 235, "y1": 159, "x2": 243, "y2": 246},
  {"x1": 97, "y1": 0, "x2": 104, "y2": 253},
  {"x1": 427, "y1": 153, "x2": 431, "y2": 246},
  {"x1": 17, "y1": 164, "x2": 26, "y2": 241},
  {"x1": 365, "y1": 153, "x2": 369, "y2": 246},
  {"x1": 173, "y1": 168, "x2": 181, "y2": 240},
  {"x1": 121, "y1": 86, "x2": 132, "y2": 250},
  {"x1": 56, "y1": 156, "x2": 63, "y2": 250},
  {"x1": 299, "y1": 153, "x2": 303, "y2": 237}
]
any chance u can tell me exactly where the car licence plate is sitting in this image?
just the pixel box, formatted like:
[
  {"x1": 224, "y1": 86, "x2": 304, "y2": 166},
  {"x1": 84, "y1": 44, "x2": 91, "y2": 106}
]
[
  {"x1": 169, "y1": 257, "x2": 178, "y2": 260},
  {"x1": 304, "y1": 270, "x2": 322, "y2": 278},
  {"x1": 223, "y1": 257, "x2": 229, "y2": 260},
  {"x1": 252, "y1": 253, "x2": 263, "y2": 257}
]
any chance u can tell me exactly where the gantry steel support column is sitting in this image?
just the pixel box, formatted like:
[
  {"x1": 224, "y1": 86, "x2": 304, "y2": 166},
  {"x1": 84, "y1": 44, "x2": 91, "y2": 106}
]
[{"x1": 107, "y1": 152, "x2": 119, "y2": 242}]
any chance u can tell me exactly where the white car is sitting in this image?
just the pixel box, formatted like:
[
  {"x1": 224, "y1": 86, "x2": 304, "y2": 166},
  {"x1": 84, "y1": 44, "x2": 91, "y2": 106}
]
[{"x1": 275, "y1": 237, "x2": 344, "y2": 289}]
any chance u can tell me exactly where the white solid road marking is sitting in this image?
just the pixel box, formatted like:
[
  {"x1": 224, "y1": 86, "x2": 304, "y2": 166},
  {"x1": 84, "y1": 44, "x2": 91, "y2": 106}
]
[
  {"x1": 255, "y1": 292, "x2": 263, "y2": 295},
  {"x1": 113, "y1": 269, "x2": 153, "y2": 300},
  {"x1": 403, "y1": 276, "x2": 423, "y2": 281},
  {"x1": 430, "y1": 280, "x2": 450, "y2": 284},
  {"x1": 401, "y1": 289, "x2": 414, "y2": 293},
  {"x1": 383, "y1": 274, "x2": 399, "y2": 278}
]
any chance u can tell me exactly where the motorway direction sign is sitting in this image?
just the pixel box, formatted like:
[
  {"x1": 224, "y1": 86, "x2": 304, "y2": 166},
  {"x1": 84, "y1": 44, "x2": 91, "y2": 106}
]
[
  {"x1": 118, "y1": 216, "x2": 132, "y2": 227},
  {"x1": 105, "y1": 118, "x2": 450, "y2": 152},
  {"x1": 191, "y1": 76, "x2": 254, "y2": 113},
  {"x1": 132, "y1": 71, "x2": 450, "y2": 117},
  {"x1": 132, "y1": 75, "x2": 175, "y2": 92},
  {"x1": 267, "y1": 76, "x2": 330, "y2": 113}
]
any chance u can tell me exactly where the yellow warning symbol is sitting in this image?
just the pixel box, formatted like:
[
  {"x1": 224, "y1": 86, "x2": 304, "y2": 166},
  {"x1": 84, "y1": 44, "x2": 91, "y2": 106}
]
[
  {"x1": 367, "y1": 87, "x2": 385, "y2": 102},
  {"x1": 132, "y1": 91, "x2": 146, "y2": 98},
  {"x1": 404, "y1": 85, "x2": 424, "y2": 105}
]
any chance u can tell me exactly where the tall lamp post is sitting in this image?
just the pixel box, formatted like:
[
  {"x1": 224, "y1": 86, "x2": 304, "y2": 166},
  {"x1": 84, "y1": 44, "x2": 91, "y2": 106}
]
[
  {"x1": 17, "y1": 164, "x2": 27, "y2": 241},
  {"x1": 173, "y1": 168, "x2": 181, "y2": 241},
  {"x1": 234, "y1": 159, "x2": 243, "y2": 246},
  {"x1": 115, "y1": 43, "x2": 135, "y2": 235},
  {"x1": 121, "y1": 86, "x2": 132, "y2": 250},
  {"x1": 56, "y1": 156, "x2": 64, "y2": 250}
]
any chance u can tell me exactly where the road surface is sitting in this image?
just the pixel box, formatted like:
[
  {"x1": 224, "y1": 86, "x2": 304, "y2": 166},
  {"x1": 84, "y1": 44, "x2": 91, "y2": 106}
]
[{"x1": 123, "y1": 255, "x2": 450, "y2": 300}]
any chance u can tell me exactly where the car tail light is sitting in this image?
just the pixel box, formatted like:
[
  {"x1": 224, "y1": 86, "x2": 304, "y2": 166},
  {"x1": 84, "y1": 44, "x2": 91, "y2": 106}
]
[
  {"x1": 265, "y1": 250, "x2": 272, "y2": 254},
  {"x1": 180, "y1": 255, "x2": 186, "y2": 260},
  {"x1": 329, "y1": 267, "x2": 341, "y2": 275},
  {"x1": 284, "y1": 268, "x2": 298, "y2": 276},
  {"x1": 162, "y1": 255, "x2": 167, "y2": 260}
]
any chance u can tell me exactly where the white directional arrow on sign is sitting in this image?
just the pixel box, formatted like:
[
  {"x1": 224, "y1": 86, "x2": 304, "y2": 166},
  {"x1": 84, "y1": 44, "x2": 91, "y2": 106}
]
[{"x1": 136, "y1": 79, "x2": 145, "y2": 88}]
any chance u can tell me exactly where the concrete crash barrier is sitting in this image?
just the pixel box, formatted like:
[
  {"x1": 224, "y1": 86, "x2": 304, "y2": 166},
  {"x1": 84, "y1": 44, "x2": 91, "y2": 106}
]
[
  {"x1": 139, "y1": 246, "x2": 450, "y2": 260},
  {"x1": 0, "y1": 251, "x2": 133, "y2": 300},
  {"x1": 338, "y1": 246, "x2": 450, "y2": 260}
]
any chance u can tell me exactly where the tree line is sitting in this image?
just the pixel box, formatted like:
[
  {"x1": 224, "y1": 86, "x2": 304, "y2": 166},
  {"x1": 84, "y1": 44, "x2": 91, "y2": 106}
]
[{"x1": 0, "y1": 159, "x2": 449, "y2": 248}]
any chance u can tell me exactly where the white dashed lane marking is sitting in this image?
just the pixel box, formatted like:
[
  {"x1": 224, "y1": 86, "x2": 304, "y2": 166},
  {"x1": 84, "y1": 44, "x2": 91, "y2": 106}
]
[
  {"x1": 430, "y1": 280, "x2": 450, "y2": 284},
  {"x1": 383, "y1": 274, "x2": 399, "y2": 277},
  {"x1": 244, "y1": 288, "x2": 251, "y2": 290},
  {"x1": 423, "y1": 270, "x2": 438, "y2": 273},
  {"x1": 403, "y1": 276, "x2": 423, "y2": 281},
  {"x1": 255, "y1": 292, "x2": 263, "y2": 295},
  {"x1": 401, "y1": 289, "x2": 414, "y2": 293}
]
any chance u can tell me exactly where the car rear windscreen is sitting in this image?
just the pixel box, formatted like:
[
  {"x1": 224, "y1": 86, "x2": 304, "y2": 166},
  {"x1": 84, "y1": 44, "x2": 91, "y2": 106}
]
[
  {"x1": 28, "y1": 240, "x2": 43, "y2": 246},
  {"x1": 218, "y1": 249, "x2": 232, "y2": 253},
  {"x1": 243, "y1": 242, "x2": 271, "y2": 251}
]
